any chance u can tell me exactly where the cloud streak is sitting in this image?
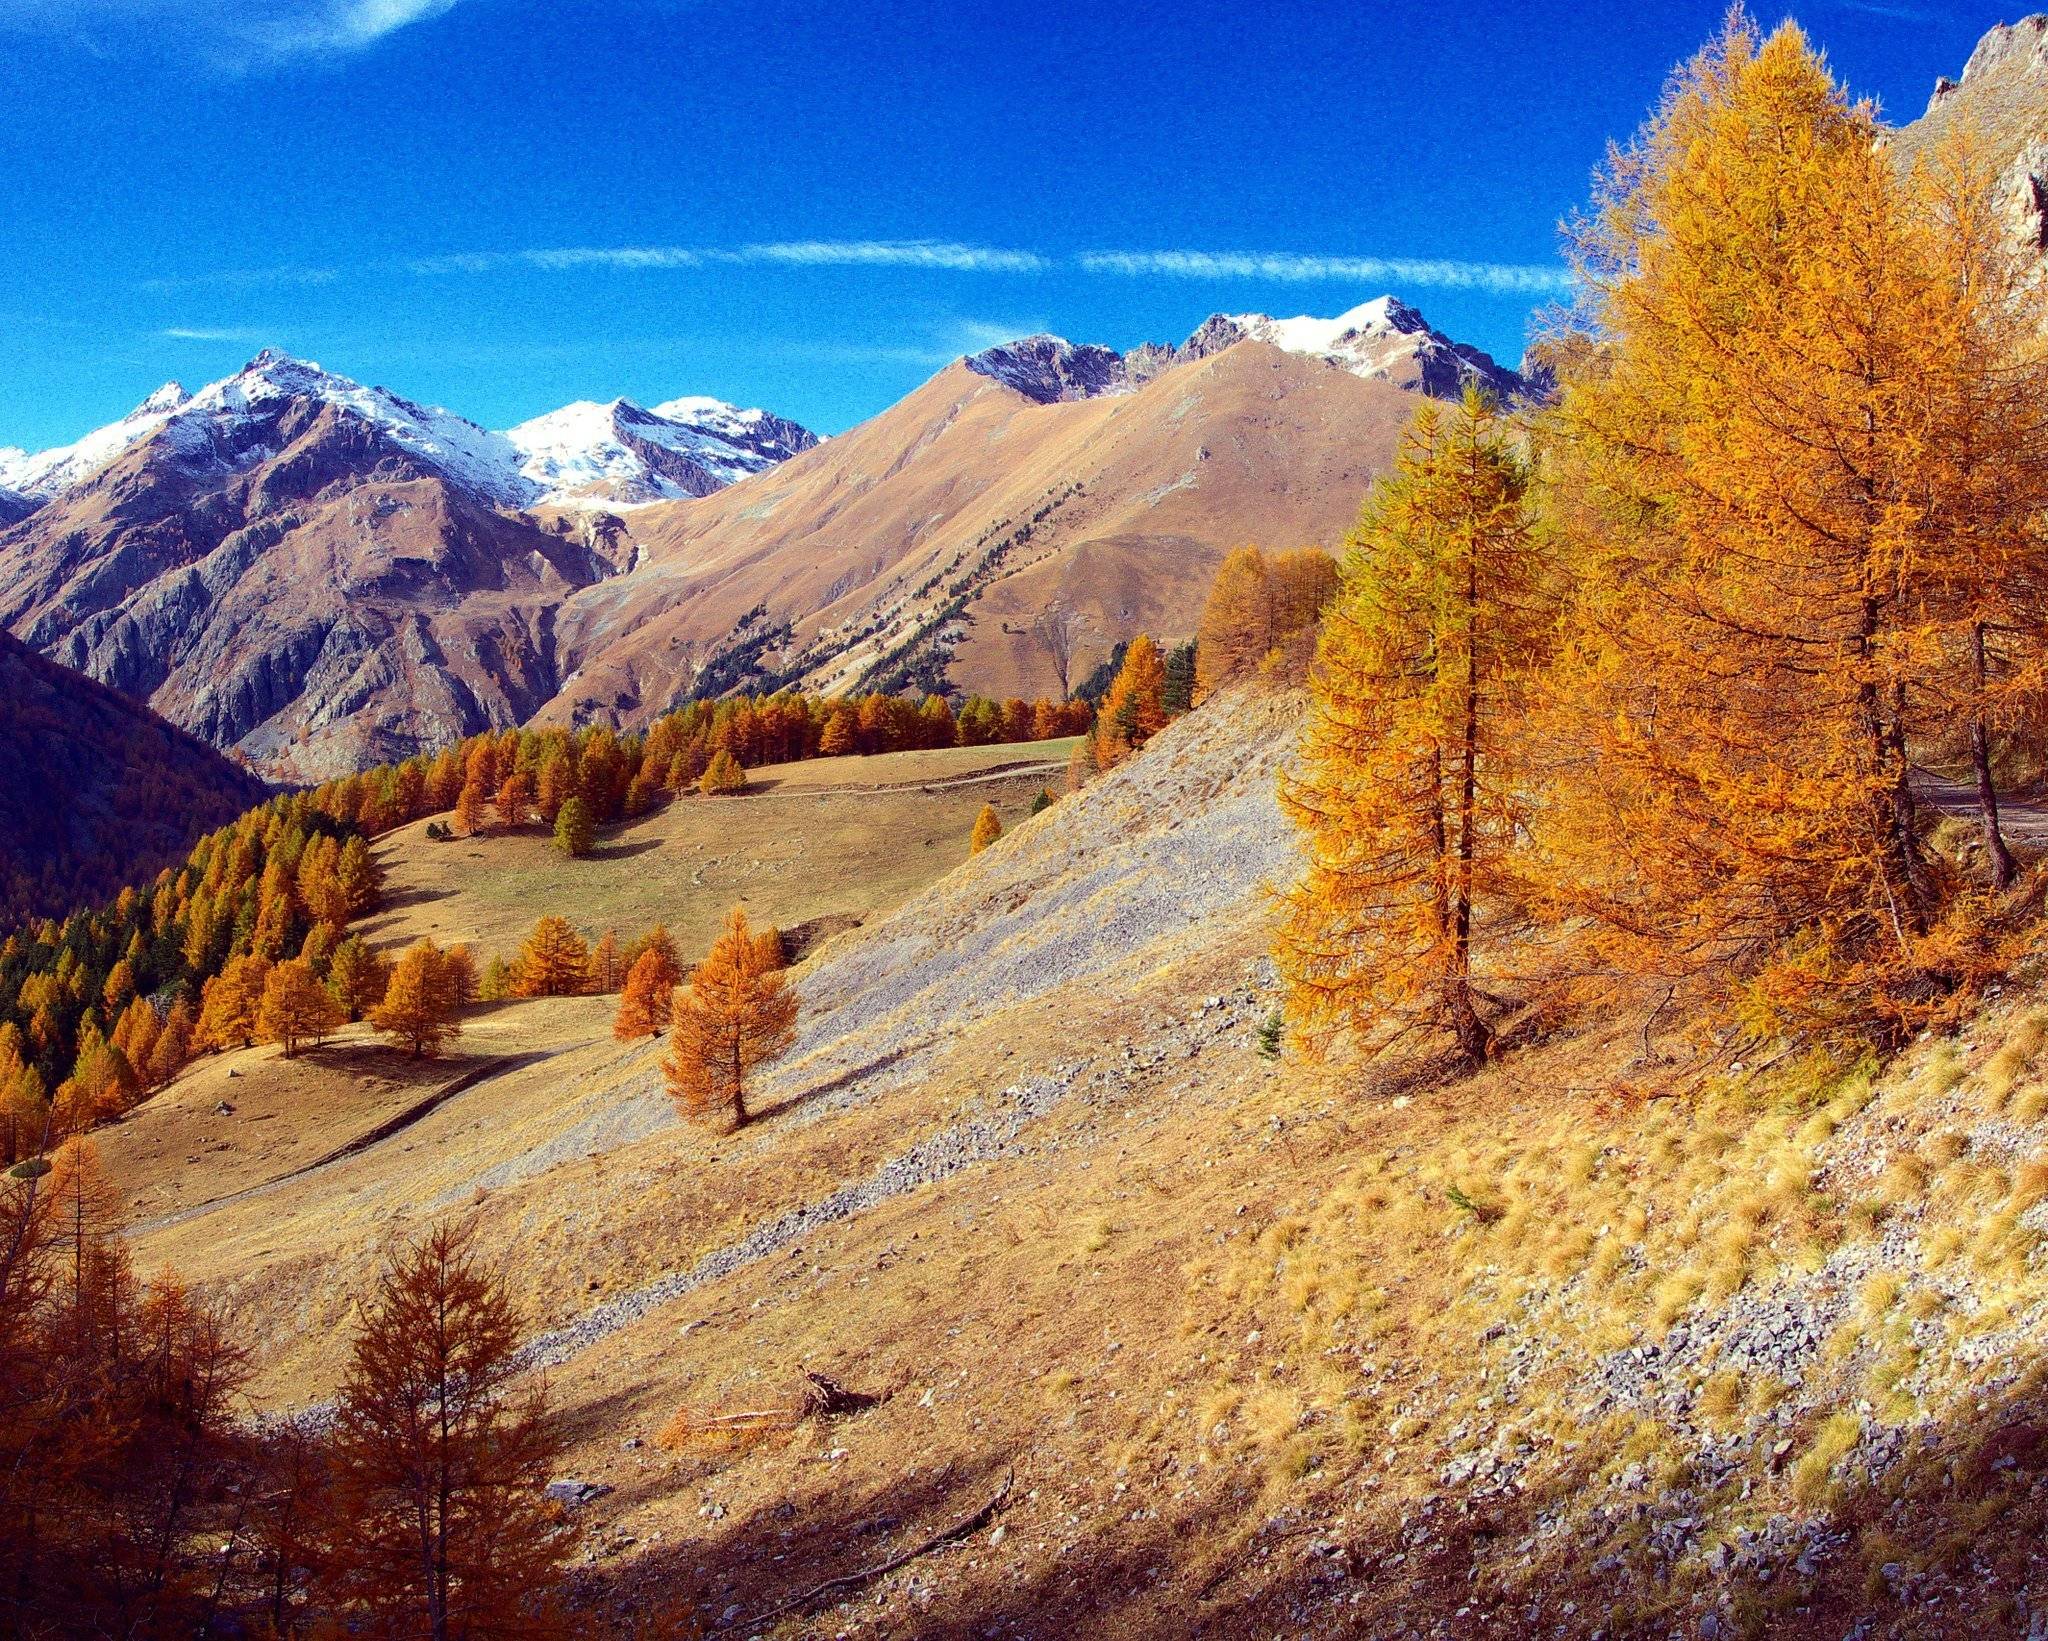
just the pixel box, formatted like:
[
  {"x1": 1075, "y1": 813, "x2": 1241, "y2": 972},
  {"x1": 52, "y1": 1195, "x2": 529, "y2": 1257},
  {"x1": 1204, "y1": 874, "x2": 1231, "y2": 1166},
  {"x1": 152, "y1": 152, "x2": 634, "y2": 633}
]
[
  {"x1": 0, "y1": 0, "x2": 466, "y2": 63},
  {"x1": 160, "y1": 325, "x2": 270, "y2": 341},
  {"x1": 1078, "y1": 248, "x2": 1573, "y2": 296},
  {"x1": 146, "y1": 238, "x2": 1570, "y2": 298},
  {"x1": 402, "y1": 240, "x2": 1051, "y2": 276}
]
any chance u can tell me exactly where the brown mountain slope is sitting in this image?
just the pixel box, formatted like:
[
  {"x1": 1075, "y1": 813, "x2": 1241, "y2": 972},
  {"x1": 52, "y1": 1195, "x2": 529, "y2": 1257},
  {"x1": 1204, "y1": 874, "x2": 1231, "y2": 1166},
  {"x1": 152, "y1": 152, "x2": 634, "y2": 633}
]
[
  {"x1": 0, "y1": 391, "x2": 610, "y2": 783},
  {"x1": 98, "y1": 682, "x2": 2048, "y2": 1637},
  {"x1": 0, "y1": 631, "x2": 267, "y2": 928},
  {"x1": 541, "y1": 341, "x2": 1416, "y2": 723}
]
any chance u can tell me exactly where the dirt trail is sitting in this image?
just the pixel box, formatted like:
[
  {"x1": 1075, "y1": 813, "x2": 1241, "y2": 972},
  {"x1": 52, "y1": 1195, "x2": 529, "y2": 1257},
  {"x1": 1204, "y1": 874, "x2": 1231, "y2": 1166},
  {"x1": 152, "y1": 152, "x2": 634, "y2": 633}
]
[
  {"x1": 749, "y1": 756, "x2": 1065, "y2": 801},
  {"x1": 130, "y1": 1051, "x2": 546, "y2": 1235},
  {"x1": 1915, "y1": 773, "x2": 2048, "y2": 849}
]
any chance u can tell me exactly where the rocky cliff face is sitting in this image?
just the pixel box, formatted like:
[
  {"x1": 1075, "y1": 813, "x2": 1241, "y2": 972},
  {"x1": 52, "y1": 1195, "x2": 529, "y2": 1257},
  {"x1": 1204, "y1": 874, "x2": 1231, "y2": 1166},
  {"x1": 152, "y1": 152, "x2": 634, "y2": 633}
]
[
  {"x1": 1898, "y1": 18, "x2": 2048, "y2": 265},
  {"x1": 963, "y1": 336, "x2": 1134, "y2": 403}
]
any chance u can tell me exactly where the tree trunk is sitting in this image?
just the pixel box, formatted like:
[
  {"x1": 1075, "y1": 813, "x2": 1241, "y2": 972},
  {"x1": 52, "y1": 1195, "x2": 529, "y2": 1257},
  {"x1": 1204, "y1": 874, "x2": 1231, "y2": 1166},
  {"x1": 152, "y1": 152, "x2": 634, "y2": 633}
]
[
  {"x1": 1448, "y1": 557, "x2": 1491, "y2": 1070},
  {"x1": 1857, "y1": 603, "x2": 1928, "y2": 947},
  {"x1": 1972, "y1": 623, "x2": 2018, "y2": 890},
  {"x1": 1887, "y1": 681, "x2": 1934, "y2": 928}
]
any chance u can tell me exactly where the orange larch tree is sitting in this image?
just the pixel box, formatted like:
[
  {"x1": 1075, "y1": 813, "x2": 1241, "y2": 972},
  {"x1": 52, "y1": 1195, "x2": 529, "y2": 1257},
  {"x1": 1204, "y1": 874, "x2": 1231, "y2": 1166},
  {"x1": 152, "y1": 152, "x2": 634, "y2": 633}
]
[
  {"x1": 665, "y1": 908, "x2": 797, "y2": 1129},
  {"x1": 327, "y1": 936, "x2": 392, "y2": 1022},
  {"x1": 323, "y1": 1219, "x2": 564, "y2": 1639},
  {"x1": 258, "y1": 958, "x2": 343, "y2": 1058},
  {"x1": 513, "y1": 916, "x2": 591, "y2": 998},
  {"x1": 1278, "y1": 388, "x2": 1551, "y2": 1067},
  {"x1": 1535, "y1": 16, "x2": 2048, "y2": 1041},
  {"x1": 369, "y1": 940, "x2": 461, "y2": 1058},
  {"x1": 613, "y1": 944, "x2": 679, "y2": 1040},
  {"x1": 1093, "y1": 634, "x2": 1169, "y2": 769},
  {"x1": 197, "y1": 953, "x2": 271, "y2": 1053}
]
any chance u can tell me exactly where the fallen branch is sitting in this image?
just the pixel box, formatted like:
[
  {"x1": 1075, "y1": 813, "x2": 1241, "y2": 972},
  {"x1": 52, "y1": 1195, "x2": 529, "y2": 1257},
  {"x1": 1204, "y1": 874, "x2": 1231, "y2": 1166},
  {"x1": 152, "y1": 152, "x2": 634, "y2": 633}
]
[
  {"x1": 662, "y1": 1372, "x2": 886, "y2": 1451},
  {"x1": 748, "y1": 1468, "x2": 1014, "y2": 1625}
]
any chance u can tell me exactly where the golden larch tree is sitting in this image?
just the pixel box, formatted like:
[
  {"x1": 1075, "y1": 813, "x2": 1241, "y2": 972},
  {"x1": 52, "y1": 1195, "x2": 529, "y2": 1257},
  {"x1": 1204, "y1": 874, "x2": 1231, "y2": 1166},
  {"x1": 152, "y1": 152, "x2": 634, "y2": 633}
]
[
  {"x1": 197, "y1": 954, "x2": 271, "y2": 1053},
  {"x1": 1535, "y1": 16, "x2": 2048, "y2": 1041},
  {"x1": 453, "y1": 777, "x2": 488, "y2": 838},
  {"x1": 968, "y1": 804, "x2": 1003, "y2": 856},
  {"x1": 257, "y1": 959, "x2": 342, "y2": 1058},
  {"x1": 665, "y1": 908, "x2": 797, "y2": 1129},
  {"x1": 369, "y1": 940, "x2": 461, "y2": 1059},
  {"x1": 513, "y1": 916, "x2": 591, "y2": 998},
  {"x1": 327, "y1": 936, "x2": 391, "y2": 1022},
  {"x1": 613, "y1": 946, "x2": 678, "y2": 1041},
  {"x1": 1093, "y1": 635, "x2": 1168, "y2": 769},
  {"x1": 699, "y1": 748, "x2": 747, "y2": 796},
  {"x1": 1278, "y1": 388, "x2": 1550, "y2": 1067},
  {"x1": 1196, "y1": 546, "x2": 1340, "y2": 701}
]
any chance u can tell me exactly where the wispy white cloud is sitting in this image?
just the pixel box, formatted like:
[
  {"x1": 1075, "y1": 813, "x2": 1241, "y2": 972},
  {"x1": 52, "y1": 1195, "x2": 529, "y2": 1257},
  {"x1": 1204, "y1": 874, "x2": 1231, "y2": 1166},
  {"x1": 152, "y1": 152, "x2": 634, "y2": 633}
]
[
  {"x1": 399, "y1": 241, "x2": 1048, "y2": 275},
  {"x1": 143, "y1": 239, "x2": 1570, "y2": 301},
  {"x1": 729, "y1": 241, "x2": 1050, "y2": 274},
  {"x1": 0, "y1": 0, "x2": 465, "y2": 65},
  {"x1": 1078, "y1": 248, "x2": 1573, "y2": 295},
  {"x1": 160, "y1": 325, "x2": 270, "y2": 340},
  {"x1": 140, "y1": 263, "x2": 340, "y2": 292},
  {"x1": 944, "y1": 316, "x2": 1051, "y2": 352},
  {"x1": 233, "y1": 0, "x2": 460, "y2": 59}
]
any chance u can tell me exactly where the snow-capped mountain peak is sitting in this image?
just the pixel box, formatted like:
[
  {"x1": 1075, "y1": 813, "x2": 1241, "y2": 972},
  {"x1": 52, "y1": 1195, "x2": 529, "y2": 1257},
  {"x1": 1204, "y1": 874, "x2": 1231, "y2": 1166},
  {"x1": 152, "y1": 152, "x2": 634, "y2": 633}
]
[
  {"x1": 173, "y1": 352, "x2": 530, "y2": 503},
  {"x1": 136, "y1": 381, "x2": 192, "y2": 415},
  {"x1": 1173, "y1": 297, "x2": 1524, "y2": 399},
  {"x1": 0, "y1": 379, "x2": 195, "y2": 499},
  {"x1": 964, "y1": 298, "x2": 1526, "y2": 408},
  {"x1": 0, "y1": 359, "x2": 821, "y2": 519},
  {"x1": 505, "y1": 394, "x2": 819, "y2": 508}
]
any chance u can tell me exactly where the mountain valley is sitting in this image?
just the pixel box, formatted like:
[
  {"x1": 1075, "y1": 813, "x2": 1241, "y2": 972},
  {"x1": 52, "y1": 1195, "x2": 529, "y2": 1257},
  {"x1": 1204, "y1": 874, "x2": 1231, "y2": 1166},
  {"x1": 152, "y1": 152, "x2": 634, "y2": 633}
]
[
  {"x1": 11, "y1": 10, "x2": 2048, "y2": 1640},
  {"x1": 0, "y1": 298, "x2": 1507, "y2": 776}
]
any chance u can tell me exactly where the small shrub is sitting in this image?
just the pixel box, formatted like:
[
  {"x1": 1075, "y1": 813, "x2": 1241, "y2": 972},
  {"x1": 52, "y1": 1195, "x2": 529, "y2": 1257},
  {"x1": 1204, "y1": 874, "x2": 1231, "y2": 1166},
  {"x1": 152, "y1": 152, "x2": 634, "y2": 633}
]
[{"x1": 1256, "y1": 1010, "x2": 1283, "y2": 1060}]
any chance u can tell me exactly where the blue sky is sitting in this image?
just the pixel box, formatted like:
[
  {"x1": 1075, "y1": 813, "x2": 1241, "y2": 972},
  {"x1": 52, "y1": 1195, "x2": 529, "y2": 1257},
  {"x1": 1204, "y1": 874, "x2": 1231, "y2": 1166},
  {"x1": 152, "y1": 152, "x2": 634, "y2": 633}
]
[{"x1": 0, "y1": 0, "x2": 2003, "y2": 451}]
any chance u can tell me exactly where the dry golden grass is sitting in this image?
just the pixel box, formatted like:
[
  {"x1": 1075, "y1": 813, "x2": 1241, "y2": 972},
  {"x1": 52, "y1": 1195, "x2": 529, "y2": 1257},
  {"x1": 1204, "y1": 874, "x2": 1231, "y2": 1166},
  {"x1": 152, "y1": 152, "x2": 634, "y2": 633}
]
[
  {"x1": 1791, "y1": 1412, "x2": 1864, "y2": 1507},
  {"x1": 365, "y1": 738, "x2": 1076, "y2": 962}
]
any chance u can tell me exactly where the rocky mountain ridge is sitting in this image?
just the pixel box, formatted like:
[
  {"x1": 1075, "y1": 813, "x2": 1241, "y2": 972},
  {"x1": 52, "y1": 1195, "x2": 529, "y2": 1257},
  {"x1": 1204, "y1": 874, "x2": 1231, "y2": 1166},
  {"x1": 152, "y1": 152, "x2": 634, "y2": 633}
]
[
  {"x1": 0, "y1": 353, "x2": 816, "y2": 517},
  {"x1": 966, "y1": 295, "x2": 1527, "y2": 407},
  {"x1": 0, "y1": 295, "x2": 1502, "y2": 779}
]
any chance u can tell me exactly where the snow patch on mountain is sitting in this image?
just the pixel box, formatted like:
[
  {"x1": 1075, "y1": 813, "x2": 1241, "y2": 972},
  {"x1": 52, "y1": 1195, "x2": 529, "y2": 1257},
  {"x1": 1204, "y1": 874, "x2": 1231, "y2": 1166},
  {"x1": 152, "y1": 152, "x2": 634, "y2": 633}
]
[
  {"x1": 507, "y1": 396, "x2": 819, "y2": 508},
  {"x1": 0, "y1": 354, "x2": 819, "y2": 514},
  {"x1": 0, "y1": 381, "x2": 192, "y2": 498}
]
